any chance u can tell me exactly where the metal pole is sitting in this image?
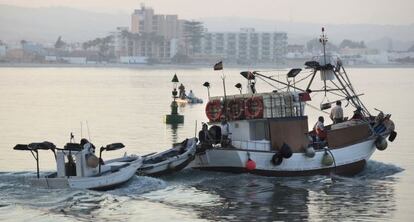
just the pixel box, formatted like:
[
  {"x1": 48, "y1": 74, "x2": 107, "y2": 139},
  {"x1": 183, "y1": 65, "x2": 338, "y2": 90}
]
[
  {"x1": 194, "y1": 120, "x2": 197, "y2": 137},
  {"x1": 305, "y1": 70, "x2": 317, "y2": 92},
  {"x1": 222, "y1": 72, "x2": 228, "y2": 119},
  {"x1": 35, "y1": 150, "x2": 39, "y2": 179}
]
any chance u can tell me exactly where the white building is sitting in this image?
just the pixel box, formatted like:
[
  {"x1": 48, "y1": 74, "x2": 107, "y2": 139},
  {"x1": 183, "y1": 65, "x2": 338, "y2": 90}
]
[
  {"x1": 200, "y1": 28, "x2": 288, "y2": 64},
  {"x1": 110, "y1": 27, "x2": 129, "y2": 59},
  {"x1": 131, "y1": 5, "x2": 185, "y2": 40},
  {"x1": 0, "y1": 45, "x2": 6, "y2": 57}
]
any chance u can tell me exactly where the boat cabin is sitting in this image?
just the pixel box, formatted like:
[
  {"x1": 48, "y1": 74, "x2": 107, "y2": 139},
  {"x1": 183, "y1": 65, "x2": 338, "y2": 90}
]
[{"x1": 205, "y1": 90, "x2": 376, "y2": 153}]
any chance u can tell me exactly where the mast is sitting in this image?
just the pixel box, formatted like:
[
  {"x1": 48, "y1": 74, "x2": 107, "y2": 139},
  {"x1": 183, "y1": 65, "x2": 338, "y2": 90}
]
[
  {"x1": 320, "y1": 27, "x2": 328, "y2": 95},
  {"x1": 249, "y1": 28, "x2": 371, "y2": 116}
]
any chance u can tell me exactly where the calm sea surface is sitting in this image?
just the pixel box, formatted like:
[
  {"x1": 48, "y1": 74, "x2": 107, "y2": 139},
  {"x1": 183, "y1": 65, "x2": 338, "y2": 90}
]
[{"x1": 0, "y1": 67, "x2": 412, "y2": 221}]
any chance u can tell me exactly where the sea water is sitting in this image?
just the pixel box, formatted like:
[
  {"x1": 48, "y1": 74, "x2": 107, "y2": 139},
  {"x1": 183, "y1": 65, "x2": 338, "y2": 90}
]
[{"x1": 0, "y1": 67, "x2": 412, "y2": 221}]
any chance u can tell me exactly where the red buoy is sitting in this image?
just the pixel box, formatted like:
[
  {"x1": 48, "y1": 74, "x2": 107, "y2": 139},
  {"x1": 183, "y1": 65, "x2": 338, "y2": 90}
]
[{"x1": 246, "y1": 158, "x2": 256, "y2": 171}]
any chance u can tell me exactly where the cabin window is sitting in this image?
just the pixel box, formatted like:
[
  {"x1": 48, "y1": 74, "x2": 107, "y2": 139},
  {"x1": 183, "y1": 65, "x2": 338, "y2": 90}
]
[{"x1": 249, "y1": 120, "x2": 269, "y2": 141}]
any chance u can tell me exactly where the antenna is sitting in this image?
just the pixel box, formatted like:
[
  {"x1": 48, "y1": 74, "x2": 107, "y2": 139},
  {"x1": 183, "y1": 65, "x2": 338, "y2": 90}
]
[
  {"x1": 320, "y1": 27, "x2": 328, "y2": 66},
  {"x1": 320, "y1": 27, "x2": 328, "y2": 95},
  {"x1": 80, "y1": 121, "x2": 83, "y2": 138},
  {"x1": 70, "y1": 132, "x2": 75, "y2": 143},
  {"x1": 221, "y1": 72, "x2": 228, "y2": 119},
  {"x1": 194, "y1": 120, "x2": 197, "y2": 137},
  {"x1": 86, "y1": 121, "x2": 92, "y2": 141}
]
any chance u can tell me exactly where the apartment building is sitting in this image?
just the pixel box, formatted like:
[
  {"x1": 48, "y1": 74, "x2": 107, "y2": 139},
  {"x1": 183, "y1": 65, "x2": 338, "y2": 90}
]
[
  {"x1": 131, "y1": 5, "x2": 185, "y2": 40},
  {"x1": 200, "y1": 28, "x2": 288, "y2": 64}
]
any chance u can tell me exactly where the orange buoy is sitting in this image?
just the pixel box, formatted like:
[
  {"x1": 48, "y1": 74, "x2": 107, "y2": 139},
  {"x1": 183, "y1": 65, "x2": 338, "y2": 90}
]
[
  {"x1": 246, "y1": 158, "x2": 256, "y2": 171},
  {"x1": 228, "y1": 98, "x2": 245, "y2": 120},
  {"x1": 205, "y1": 100, "x2": 222, "y2": 122},
  {"x1": 245, "y1": 96, "x2": 264, "y2": 119}
]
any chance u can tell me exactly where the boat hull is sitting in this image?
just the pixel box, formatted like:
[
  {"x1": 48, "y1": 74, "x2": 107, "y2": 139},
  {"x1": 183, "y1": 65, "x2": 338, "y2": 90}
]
[
  {"x1": 30, "y1": 159, "x2": 142, "y2": 190},
  {"x1": 139, "y1": 155, "x2": 195, "y2": 177},
  {"x1": 191, "y1": 139, "x2": 376, "y2": 177},
  {"x1": 138, "y1": 138, "x2": 197, "y2": 176}
]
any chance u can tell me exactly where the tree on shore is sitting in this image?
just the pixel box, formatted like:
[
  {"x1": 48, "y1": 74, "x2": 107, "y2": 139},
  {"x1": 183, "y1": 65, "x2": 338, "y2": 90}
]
[
  {"x1": 183, "y1": 20, "x2": 204, "y2": 56},
  {"x1": 82, "y1": 35, "x2": 114, "y2": 62},
  {"x1": 55, "y1": 36, "x2": 66, "y2": 49},
  {"x1": 306, "y1": 38, "x2": 338, "y2": 53},
  {"x1": 339, "y1": 39, "x2": 366, "y2": 49}
]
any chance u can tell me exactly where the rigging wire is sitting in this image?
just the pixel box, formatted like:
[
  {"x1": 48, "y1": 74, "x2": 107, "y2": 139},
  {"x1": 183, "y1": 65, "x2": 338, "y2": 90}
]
[
  {"x1": 276, "y1": 71, "x2": 315, "y2": 91},
  {"x1": 255, "y1": 75, "x2": 282, "y2": 91}
]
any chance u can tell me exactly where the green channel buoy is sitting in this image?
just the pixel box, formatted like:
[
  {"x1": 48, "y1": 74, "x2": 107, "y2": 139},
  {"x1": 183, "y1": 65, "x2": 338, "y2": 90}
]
[{"x1": 165, "y1": 74, "x2": 184, "y2": 124}]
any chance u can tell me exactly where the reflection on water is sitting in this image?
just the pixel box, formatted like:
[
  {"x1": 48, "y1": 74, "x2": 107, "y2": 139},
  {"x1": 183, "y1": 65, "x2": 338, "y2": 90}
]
[
  {"x1": 193, "y1": 176, "x2": 310, "y2": 221},
  {"x1": 168, "y1": 123, "x2": 181, "y2": 144},
  {"x1": 0, "y1": 160, "x2": 403, "y2": 221},
  {"x1": 146, "y1": 161, "x2": 401, "y2": 221}
]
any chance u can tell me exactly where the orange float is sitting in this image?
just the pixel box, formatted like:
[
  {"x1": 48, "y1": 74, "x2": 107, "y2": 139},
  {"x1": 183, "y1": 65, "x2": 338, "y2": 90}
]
[
  {"x1": 244, "y1": 96, "x2": 264, "y2": 119},
  {"x1": 227, "y1": 98, "x2": 245, "y2": 120},
  {"x1": 205, "y1": 100, "x2": 222, "y2": 122}
]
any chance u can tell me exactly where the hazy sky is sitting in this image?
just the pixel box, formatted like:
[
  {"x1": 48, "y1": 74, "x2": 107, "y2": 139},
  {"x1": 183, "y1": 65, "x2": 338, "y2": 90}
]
[{"x1": 1, "y1": 0, "x2": 413, "y2": 25}]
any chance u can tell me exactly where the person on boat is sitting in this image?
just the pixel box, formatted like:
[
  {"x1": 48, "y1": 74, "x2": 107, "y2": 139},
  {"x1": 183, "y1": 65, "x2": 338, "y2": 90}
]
[
  {"x1": 313, "y1": 116, "x2": 327, "y2": 141},
  {"x1": 178, "y1": 83, "x2": 186, "y2": 99},
  {"x1": 198, "y1": 123, "x2": 212, "y2": 152},
  {"x1": 188, "y1": 90, "x2": 195, "y2": 99},
  {"x1": 351, "y1": 107, "x2": 364, "y2": 120},
  {"x1": 374, "y1": 112, "x2": 394, "y2": 134},
  {"x1": 249, "y1": 81, "x2": 257, "y2": 94},
  {"x1": 80, "y1": 138, "x2": 95, "y2": 153},
  {"x1": 80, "y1": 138, "x2": 101, "y2": 166},
  {"x1": 220, "y1": 117, "x2": 231, "y2": 147},
  {"x1": 330, "y1": 100, "x2": 344, "y2": 124}
]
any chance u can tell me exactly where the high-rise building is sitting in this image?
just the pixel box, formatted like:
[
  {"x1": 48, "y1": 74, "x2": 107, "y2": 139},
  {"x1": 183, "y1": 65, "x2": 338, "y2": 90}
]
[
  {"x1": 130, "y1": 5, "x2": 184, "y2": 40},
  {"x1": 200, "y1": 28, "x2": 288, "y2": 64}
]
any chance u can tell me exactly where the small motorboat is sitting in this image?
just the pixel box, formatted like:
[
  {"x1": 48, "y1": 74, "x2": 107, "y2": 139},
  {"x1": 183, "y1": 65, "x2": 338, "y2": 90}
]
[
  {"x1": 13, "y1": 139, "x2": 143, "y2": 190},
  {"x1": 137, "y1": 138, "x2": 197, "y2": 176},
  {"x1": 176, "y1": 97, "x2": 203, "y2": 106},
  {"x1": 187, "y1": 96, "x2": 203, "y2": 104}
]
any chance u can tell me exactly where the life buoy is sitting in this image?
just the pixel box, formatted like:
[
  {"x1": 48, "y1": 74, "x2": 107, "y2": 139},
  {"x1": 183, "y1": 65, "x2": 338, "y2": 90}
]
[
  {"x1": 245, "y1": 96, "x2": 264, "y2": 119},
  {"x1": 227, "y1": 99, "x2": 245, "y2": 120},
  {"x1": 205, "y1": 100, "x2": 222, "y2": 122}
]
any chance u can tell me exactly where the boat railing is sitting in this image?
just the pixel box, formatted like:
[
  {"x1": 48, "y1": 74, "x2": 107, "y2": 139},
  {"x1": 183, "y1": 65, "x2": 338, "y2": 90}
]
[
  {"x1": 262, "y1": 94, "x2": 305, "y2": 118},
  {"x1": 231, "y1": 140, "x2": 271, "y2": 151}
]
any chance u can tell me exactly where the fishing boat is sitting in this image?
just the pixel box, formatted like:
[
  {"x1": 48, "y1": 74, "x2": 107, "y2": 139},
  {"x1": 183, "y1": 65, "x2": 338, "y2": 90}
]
[
  {"x1": 191, "y1": 28, "x2": 397, "y2": 176},
  {"x1": 13, "y1": 139, "x2": 143, "y2": 190},
  {"x1": 137, "y1": 138, "x2": 197, "y2": 176}
]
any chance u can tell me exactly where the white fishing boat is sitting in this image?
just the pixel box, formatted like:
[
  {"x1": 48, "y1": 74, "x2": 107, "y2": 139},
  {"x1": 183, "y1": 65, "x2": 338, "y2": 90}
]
[
  {"x1": 191, "y1": 28, "x2": 397, "y2": 176},
  {"x1": 14, "y1": 139, "x2": 143, "y2": 190},
  {"x1": 137, "y1": 138, "x2": 197, "y2": 176}
]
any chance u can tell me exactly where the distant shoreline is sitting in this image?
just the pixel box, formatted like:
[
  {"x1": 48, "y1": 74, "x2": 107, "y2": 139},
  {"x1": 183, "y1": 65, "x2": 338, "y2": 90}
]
[{"x1": 0, "y1": 62, "x2": 413, "y2": 69}]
